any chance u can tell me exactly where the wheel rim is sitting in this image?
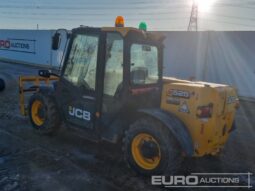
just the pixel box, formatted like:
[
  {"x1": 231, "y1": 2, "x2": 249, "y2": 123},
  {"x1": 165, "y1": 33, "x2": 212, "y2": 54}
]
[
  {"x1": 131, "y1": 133, "x2": 161, "y2": 170},
  {"x1": 31, "y1": 100, "x2": 45, "y2": 126}
]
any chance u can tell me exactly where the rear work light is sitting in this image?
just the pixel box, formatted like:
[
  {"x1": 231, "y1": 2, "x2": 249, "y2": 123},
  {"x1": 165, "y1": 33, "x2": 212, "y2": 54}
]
[{"x1": 196, "y1": 104, "x2": 213, "y2": 118}]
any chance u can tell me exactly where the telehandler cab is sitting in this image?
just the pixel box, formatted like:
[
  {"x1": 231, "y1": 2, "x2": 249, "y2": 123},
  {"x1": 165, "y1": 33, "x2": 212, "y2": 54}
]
[{"x1": 19, "y1": 16, "x2": 239, "y2": 175}]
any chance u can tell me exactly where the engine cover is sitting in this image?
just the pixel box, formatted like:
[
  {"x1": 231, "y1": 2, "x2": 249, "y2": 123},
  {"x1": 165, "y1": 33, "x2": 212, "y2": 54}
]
[{"x1": 161, "y1": 77, "x2": 238, "y2": 157}]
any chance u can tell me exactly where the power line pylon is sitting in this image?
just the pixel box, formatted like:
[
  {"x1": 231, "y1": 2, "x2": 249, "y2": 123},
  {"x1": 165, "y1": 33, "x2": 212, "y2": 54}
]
[{"x1": 188, "y1": 1, "x2": 198, "y2": 31}]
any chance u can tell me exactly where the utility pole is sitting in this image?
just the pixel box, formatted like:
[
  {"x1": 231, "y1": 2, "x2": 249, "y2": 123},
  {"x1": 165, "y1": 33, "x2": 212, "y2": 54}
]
[{"x1": 188, "y1": 0, "x2": 198, "y2": 31}]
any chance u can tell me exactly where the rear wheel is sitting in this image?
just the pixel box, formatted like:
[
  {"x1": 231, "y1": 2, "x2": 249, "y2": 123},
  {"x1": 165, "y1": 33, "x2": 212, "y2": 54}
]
[
  {"x1": 123, "y1": 117, "x2": 182, "y2": 175},
  {"x1": 28, "y1": 93, "x2": 60, "y2": 135}
]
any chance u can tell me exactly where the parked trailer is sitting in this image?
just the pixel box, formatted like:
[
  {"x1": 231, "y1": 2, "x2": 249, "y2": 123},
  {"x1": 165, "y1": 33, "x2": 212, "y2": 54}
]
[{"x1": 0, "y1": 29, "x2": 68, "y2": 68}]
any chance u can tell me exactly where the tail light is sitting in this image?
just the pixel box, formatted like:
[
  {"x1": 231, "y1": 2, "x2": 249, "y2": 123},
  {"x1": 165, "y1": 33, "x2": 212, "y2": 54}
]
[{"x1": 196, "y1": 104, "x2": 213, "y2": 118}]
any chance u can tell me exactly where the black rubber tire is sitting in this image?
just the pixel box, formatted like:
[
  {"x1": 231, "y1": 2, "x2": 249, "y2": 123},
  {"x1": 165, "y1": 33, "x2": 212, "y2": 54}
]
[
  {"x1": 123, "y1": 117, "x2": 182, "y2": 176},
  {"x1": 28, "y1": 93, "x2": 60, "y2": 135}
]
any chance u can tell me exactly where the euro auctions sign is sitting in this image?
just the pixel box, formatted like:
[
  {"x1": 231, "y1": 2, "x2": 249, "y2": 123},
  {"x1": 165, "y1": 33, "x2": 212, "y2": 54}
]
[
  {"x1": 0, "y1": 39, "x2": 36, "y2": 54},
  {"x1": 152, "y1": 173, "x2": 253, "y2": 189}
]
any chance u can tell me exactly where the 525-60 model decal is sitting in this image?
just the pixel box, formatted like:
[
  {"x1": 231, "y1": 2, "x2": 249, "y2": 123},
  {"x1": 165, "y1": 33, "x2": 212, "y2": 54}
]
[
  {"x1": 168, "y1": 89, "x2": 190, "y2": 99},
  {"x1": 68, "y1": 106, "x2": 91, "y2": 121}
]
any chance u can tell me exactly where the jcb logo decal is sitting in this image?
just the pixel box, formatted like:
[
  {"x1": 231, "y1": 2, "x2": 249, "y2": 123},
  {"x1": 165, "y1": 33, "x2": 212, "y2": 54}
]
[{"x1": 69, "y1": 106, "x2": 91, "y2": 121}]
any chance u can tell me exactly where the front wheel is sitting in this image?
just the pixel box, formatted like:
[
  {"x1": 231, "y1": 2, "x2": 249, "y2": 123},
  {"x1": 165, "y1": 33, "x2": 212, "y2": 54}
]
[
  {"x1": 123, "y1": 117, "x2": 182, "y2": 175},
  {"x1": 28, "y1": 93, "x2": 60, "y2": 135}
]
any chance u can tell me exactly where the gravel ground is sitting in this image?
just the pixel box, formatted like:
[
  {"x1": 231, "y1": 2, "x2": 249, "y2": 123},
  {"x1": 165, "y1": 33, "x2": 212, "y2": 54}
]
[{"x1": 0, "y1": 62, "x2": 254, "y2": 191}]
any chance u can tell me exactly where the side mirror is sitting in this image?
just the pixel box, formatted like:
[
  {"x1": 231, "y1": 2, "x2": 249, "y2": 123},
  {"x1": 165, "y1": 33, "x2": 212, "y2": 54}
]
[
  {"x1": 52, "y1": 32, "x2": 61, "y2": 50},
  {"x1": 38, "y1": 70, "x2": 51, "y2": 78}
]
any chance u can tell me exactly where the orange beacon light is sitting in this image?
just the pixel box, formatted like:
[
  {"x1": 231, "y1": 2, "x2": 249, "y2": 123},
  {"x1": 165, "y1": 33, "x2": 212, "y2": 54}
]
[{"x1": 115, "y1": 16, "x2": 125, "y2": 27}]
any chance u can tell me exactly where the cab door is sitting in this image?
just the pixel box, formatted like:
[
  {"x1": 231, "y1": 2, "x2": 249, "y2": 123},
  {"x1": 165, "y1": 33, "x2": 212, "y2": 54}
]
[
  {"x1": 100, "y1": 32, "x2": 125, "y2": 126},
  {"x1": 56, "y1": 30, "x2": 101, "y2": 130}
]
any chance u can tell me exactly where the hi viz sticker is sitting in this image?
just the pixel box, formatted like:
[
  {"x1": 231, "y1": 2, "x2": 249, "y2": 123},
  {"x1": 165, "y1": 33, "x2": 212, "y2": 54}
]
[
  {"x1": 69, "y1": 106, "x2": 91, "y2": 121},
  {"x1": 179, "y1": 101, "x2": 190, "y2": 113}
]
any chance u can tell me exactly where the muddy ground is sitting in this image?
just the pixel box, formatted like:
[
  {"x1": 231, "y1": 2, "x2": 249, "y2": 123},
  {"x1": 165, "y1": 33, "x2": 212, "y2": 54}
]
[{"x1": 0, "y1": 62, "x2": 254, "y2": 191}]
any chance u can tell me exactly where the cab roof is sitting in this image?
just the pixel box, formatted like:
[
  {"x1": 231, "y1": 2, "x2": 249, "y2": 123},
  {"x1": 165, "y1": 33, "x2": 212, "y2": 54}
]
[
  {"x1": 103, "y1": 27, "x2": 165, "y2": 42},
  {"x1": 72, "y1": 26, "x2": 165, "y2": 42}
]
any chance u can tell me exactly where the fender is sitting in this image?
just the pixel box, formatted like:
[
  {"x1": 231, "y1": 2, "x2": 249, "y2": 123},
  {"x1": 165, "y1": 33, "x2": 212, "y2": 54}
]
[{"x1": 138, "y1": 108, "x2": 194, "y2": 156}]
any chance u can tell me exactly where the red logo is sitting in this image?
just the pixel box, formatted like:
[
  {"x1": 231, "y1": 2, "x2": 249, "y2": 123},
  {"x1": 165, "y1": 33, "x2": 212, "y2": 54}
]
[{"x1": 0, "y1": 40, "x2": 11, "y2": 48}]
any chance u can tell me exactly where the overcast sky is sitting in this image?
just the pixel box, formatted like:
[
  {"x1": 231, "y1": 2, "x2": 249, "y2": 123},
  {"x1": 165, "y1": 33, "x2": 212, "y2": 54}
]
[{"x1": 0, "y1": 0, "x2": 255, "y2": 31}]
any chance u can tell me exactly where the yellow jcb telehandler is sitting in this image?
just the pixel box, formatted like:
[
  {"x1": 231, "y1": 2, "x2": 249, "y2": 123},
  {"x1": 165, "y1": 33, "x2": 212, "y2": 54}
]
[{"x1": 19, "y1": 16, "x2": 239, "y2": 175}]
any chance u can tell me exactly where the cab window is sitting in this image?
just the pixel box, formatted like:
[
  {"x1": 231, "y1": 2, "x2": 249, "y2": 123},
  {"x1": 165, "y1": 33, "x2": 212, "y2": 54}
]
[
  {"x1": 130, "y1": 44, "x2": 159, "y2": 85},
  {"x1": 63, "y1": 34, "x2": 99, "y2": 91},
  {"x1": 103, "y1": 33, "x2": 123, "y2": 96}
]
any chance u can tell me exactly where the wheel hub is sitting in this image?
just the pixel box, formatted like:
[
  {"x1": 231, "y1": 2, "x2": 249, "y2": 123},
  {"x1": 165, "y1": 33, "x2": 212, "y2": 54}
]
[
  {"x1": 140, "y1": 139, "x2": 159, "y2": 159},
  {"x1": 131, "y1": 133, "x2": 161, "y2": 170}
]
